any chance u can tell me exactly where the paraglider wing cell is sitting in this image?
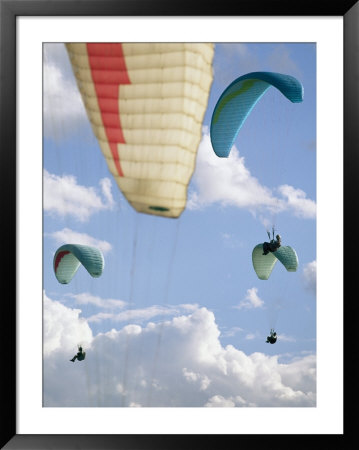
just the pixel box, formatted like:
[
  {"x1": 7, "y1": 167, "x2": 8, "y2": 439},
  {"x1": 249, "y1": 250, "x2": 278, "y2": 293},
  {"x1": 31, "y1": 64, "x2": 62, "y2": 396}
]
[
  {"x1": 274, "y1": 246, "x2": 299, "y2": 272},
  {"x1": 252, "y1": 244, "x2": 278, "y2": 280},
  {"x1": 54, "y1": 244, "x2": 104, "y2": 284},
  {"x1": 210, "y1": 71, "x2": 304, "y2": 158}
]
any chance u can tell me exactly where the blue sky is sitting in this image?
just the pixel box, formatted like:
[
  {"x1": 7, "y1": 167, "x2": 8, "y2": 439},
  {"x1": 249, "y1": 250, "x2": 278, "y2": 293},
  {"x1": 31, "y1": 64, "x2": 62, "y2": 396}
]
[{"x1": 43, "y1": 42, "x2": 316, "y2": 407}]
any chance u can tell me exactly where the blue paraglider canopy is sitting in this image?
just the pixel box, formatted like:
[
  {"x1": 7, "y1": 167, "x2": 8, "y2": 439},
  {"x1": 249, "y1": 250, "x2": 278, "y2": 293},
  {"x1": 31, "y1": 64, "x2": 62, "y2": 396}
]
[{"x1": 210, "y1": 71, "x2": 304, "y2": 158}]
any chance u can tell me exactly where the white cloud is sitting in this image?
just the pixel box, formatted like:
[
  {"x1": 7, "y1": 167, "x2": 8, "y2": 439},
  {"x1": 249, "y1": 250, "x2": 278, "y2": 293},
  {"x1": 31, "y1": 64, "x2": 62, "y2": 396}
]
[
  {"x1": 205, "y1": 395, "x2": 236, "y2": 407},
  {"x1": 277, "y1": 185, "x2": 316, "y2": 219},
  {"x1": 303, "y1": 260, "x2": 317, "y2": 294},
  {"x1": 245, "y1": 333, "x2": 257, "y2": 340},
  {"x1": 87, "y1": 304, "x2": 201, "y2": 323},
  {"x1": 182, "y1": 368, "x2": 211, "y2": 391},
  {"x1": 43, "y1": 43, "x2": 88, "y2": 139},
  {"x1": 44, "y1": 43, "x2": 74, "y2": 74},
  {"x1": 221, "y1": 326, "x2": 244, "y2": 338},
  {"x1": 87, "y1": 304, "x2": 185, "y2": 324},
  {"x1": 277, "y1": 334, "x2": 296, "y2": 343},
  {"x1": 189, "y1": 129, "x2": 316, "y2": 220},
  {"x1": 100, "y1": 178, "x2": 116, "y2": 209},
  {"x1": 43, "y1": 291, "x2": 93, "y2": 357},
  {"x1": 44, "y1": 170, "x2": 115, "y2": 222},
  {"x1": 205, "y1": 394, "x2": 251, "y2": 407},
  {"x1": 67, "y1": 293, "x2": 126, "y2": 310},
  {"x1": 188, "y1": 131, "x2": 281, "y2": 213},
  {"x1": 278, "y1": 354, "x2": 316, "y2": 394},
  {"x1": 43, "y1": 294, "x2": 316, "y2": 407},
  {"x1": 84, "y1": 312, "x2": 116, "y2": 323},
  {"x1": 47, "y1": 227, "x2": 112, "y2": 254},
  {"x1": 235, "y1": 287, "x2": 264, "y2": 310},
  {"x1": 54, "y1": 298, "x2": 197, "y2": 325}
]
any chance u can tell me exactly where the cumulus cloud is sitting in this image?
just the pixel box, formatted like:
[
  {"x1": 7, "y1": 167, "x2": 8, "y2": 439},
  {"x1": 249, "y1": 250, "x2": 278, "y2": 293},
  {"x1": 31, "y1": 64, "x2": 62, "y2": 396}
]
[
  {"x1": 43, "y1": 43, "x2": 88, "y2": 139},
  {"x1": 182, "y1": 368, "x2": 211, "y2": 391},
  {"x1": 44, "y1": 170, "x2": 115, "y2": 221},
  {"x1": 302, "y1": 260, "x2": 317, "y2": 294},
  {"x1": 278, "y1": 354, "x2": 316, "y2": 394},
  {"x1": 100, "y1": 178, "x2": 115, "y2": 208},
  {"x1": 189, "y1": 129, "x2": 316, "y2": 220},
  {"x1": 235, "y1": 287, "x2": 265, "y2": 310},
  {"x1": 43, "y1": 294, "x2": 316, "y2": 407},
  {"x1": 46, "y1": 227, "x2": 112, "y2": 254},
  {"x1": 43, "y1": 292, "x2": 93, "y2": 357},
  {"x1": 188, "y1": 131, "x2": 281, "y2": 213},
  {"x1": 44, "y1": 43, "x2": 74, "y2": 73},
  {"x1": 205, "y1": 394, "x2": 251, "y2": 407},
  {"x1": 277, "y1": 185, "x2": 316, "y2": 219}
]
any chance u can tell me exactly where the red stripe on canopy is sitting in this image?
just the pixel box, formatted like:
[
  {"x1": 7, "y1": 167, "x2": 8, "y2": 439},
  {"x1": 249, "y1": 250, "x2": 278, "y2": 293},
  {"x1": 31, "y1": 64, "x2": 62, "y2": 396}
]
[
  {"x1": 54, "y1": 251, "x2": 70, "y2": 272},
  {"x1": 87, "y1": 43, "x2": 131, "y2": 177}
]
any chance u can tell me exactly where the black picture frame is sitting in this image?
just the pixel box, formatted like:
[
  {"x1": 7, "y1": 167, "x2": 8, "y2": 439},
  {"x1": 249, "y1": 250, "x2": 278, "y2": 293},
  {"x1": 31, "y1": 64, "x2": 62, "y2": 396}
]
[{"x1": 1, "y1": 1, "x2": 356, "y2": 448}]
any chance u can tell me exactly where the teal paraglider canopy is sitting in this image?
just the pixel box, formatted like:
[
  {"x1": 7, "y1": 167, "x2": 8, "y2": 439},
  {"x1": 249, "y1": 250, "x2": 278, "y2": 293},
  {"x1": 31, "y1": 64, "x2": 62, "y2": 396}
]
[
  {"x1": 53, "y1": 244, "x2": 104, "y2": 284},
  {"x1": 210, "y1": 71, "x2": 304, "y2": 158},
  {"x1": 252, "y1": 242, "x2": 298, "y2": 280}
]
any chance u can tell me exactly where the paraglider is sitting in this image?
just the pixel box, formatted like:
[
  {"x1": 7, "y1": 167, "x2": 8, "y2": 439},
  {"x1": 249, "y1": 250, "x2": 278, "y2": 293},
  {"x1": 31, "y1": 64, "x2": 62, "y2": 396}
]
[
  {"x1": 209, "y1": 72, "x2": 303, "y2": 279},
  {"x1": 252, "y1": 230, "x2": 298, "y2": 280},
  {"x1": 65, "y1": 43, "x2": 214, "y2": 218},
  {"x1": 53, "y1": 244, "x2": 104, "y2": 284},
  {"x1": 210, "y1": 71, "x2": 303, "y2": 158},
  {"x1": 70, "y1": 345, "x2": 86, "y2": 362},
  {"x1": 266, "y1": 329, "x2": 277, "y2": 344}
]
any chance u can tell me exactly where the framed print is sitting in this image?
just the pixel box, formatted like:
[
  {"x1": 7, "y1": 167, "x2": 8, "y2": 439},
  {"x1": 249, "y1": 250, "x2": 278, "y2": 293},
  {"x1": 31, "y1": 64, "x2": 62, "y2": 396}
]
[{"x1": 1, "y1": 0, "x2": 357, "y2": 448}]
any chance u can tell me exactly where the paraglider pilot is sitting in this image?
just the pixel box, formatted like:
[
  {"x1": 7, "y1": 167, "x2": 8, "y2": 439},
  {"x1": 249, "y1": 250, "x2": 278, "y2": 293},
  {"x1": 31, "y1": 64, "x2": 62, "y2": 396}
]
[
  {"x1": 263, "y1": 229, "x2": 281, "y2": 255},
  {"x1": 70, "y1": 345, "x2": 86, "y2": 362},
  {"x1": 266, "y1": 329, "x2": 277, "y2": 344}
]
